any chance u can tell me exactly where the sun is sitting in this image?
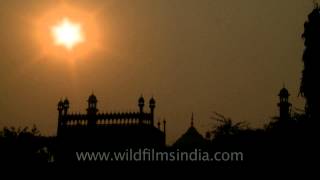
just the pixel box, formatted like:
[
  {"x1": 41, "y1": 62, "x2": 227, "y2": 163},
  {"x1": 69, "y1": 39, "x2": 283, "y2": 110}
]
[
  {"x1": 33, "y1": 4, "x2": 104, "y2": 60},
  {"x1": 51, "y1": 17, "x2": 85, "y2": 50}
]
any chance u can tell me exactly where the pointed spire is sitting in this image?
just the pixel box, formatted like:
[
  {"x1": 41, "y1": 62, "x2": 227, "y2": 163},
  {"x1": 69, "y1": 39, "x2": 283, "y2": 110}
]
[{"x1": 191, "y1": 112, "x2": 194, "y2": 127}]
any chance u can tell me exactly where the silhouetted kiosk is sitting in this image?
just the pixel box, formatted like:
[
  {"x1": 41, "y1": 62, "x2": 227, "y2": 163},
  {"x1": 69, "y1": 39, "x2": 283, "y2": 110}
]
[{"x1": 56, "y1": 94, "x2": 166, "y2": 162}]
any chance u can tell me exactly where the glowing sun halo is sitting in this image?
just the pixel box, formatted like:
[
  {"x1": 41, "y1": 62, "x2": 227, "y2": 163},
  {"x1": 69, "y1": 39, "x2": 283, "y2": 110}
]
[
  {"x1": 34, "y1": 4, "x2": 103, "y2": 60},
  {"x1": 51, "y1": 18, "x2": 85, "y2": 50}
]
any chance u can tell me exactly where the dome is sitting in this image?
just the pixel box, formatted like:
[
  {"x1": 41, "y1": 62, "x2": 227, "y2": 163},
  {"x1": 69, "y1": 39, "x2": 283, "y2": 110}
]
[
  {"x1": 63, "y1": 98, "x2": 69, "y2": 105},
  {"x1": 149, "y1": 97, "x2": 155, "y2": 105},
  {"x1": 58, "y1": 100, "x2": 64, "y2": 107},
  {"x1": 88, "y1": 94, "x2": 97, "y2": 103},
  {"x1": 279, "y1": 87, "x2": 290, "y2": 97},
  {"x1": 57, "y1": 100, "x2": 64, "y2": 111},
  {"x1": 63, "y1": 98, "x2": 69, "y2": 109},
  {"x1": 138, "y1": 96, "x2": 145, "y2": 104}
]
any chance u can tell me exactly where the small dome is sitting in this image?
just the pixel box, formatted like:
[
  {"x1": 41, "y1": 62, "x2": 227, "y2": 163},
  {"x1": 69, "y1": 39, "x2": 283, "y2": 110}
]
[
  {"x1": 63, "y1": 98, "x2": 70, "y2": 109},
  {"x1": 88, "y1": 94, "x2": 97, "y2": 102},
  {"x1": 149, "y1": 97, "x2": 155, "y2": 105},
  {"x1": 279, "y1": 88, "x2": 290, "y2": 97},
  {"x1": 57, "y1": 100, "x2": 64, "y2": 111},
  {"x1": 63, "y1": 98, "x2": 69, "y2": 105},
  {"x1": 58, "y1": 100, "x2": 64, "y2": 107},
  {"x1": 138, "y1": 96, "x2": 145, "y2": 104}
]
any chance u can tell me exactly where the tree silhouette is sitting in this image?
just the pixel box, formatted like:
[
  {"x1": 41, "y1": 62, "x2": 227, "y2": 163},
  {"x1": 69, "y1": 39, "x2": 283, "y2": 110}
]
[
  {"x1": 208, "y1": 112, "x2": 247, "y2": 139},
  {"x1": 301, "y1": 4, "x2": 320, "y2": 121},
  {"x1": 0, "y1": 125, "x2": 52, "y2": 164}
]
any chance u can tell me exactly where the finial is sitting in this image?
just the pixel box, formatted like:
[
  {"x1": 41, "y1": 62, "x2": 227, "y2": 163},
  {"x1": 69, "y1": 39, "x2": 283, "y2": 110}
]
[
  {"x1": 191, "y1": 112, "x2": 194, "y2": 127},
  {"x1": 163, "y1": 118, "x2": 166, "y2": 139}
]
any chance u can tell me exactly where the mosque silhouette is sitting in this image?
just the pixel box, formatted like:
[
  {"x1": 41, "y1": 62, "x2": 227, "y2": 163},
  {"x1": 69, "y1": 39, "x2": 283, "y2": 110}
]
[
  {"x1": 55, "y1": 94, "x2": 166, "y2": 162},
  {"x1": 55, "y1": 87, "x2": 292, "y2": 162}
]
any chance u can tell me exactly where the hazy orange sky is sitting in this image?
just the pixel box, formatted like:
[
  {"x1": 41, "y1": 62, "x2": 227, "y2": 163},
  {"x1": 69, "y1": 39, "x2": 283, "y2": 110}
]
[{"x1": 0, "y1": 0, "x2": 314, "y2": 144}]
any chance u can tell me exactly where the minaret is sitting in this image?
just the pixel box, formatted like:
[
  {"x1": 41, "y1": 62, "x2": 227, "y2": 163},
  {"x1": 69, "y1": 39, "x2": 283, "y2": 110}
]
[
  {"x1": 57, "y1": 99, "x2": 64, "y2": 136},
  {"x1": 138, "y1": 95, "x2": 145, "y2": 124},
  {"x1": 149, "y1": 97, "x2": 156, "y2": 126},
  {"x1": 87, "y1": 93, "x2": 98, "y2": 127},
  {"x1": 63, "y1": 98, "x2": 69, "y2": 115},
  {"x1": 87, "y1": 93, "x2": 98, "y2": 115},
  {"x1": 58, "y1": 99, "x2": 64, "y2": 116},
  {"x1": 138, "y1": 95, "x2": 145, "y2": 113},
  {"x1": 278, "y1": 87, "x2": 292, "y2": 121}
]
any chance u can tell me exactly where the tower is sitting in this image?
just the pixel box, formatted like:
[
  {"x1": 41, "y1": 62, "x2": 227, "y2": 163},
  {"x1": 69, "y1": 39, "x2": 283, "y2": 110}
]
[
  {"x1": 278, "y1": 87, "x2": 292, "y2": 121},
  {"x1": 87, "y1": 93, "x2": 98, "y2": 115},
  {"x1": 138, "y1": 95, "x2": 145, "y2": 124},
  {"x1": 138, "y1": 95, "x2": 145, "y2": 113},
  {"x1": 57, "y1": 99, "x2": 64, "y2": 136},
  {"x1": 63, "y1": 98, "x2": 69, "y2": 115},
  {"x1": 57, "y1": 100, "x2": 64, "y2": 116},
  {"x1": 149, "y1": 97, "x2": 156, "y2": 126},
  {"x1": 87, "y1": 93, "x2": 98, "y2": 127}
]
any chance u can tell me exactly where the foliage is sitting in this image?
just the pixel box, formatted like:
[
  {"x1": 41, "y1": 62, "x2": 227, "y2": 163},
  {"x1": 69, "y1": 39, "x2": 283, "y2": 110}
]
[
  {"x1": 300, "y1": 6, "x2": 320, "y2": 119},
  {"x1": 207, "y1": 112, "x2": 248, "y2": 139},
  {"x1": 0, "y1": 125, "x2": 52, "y2": 164}
]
